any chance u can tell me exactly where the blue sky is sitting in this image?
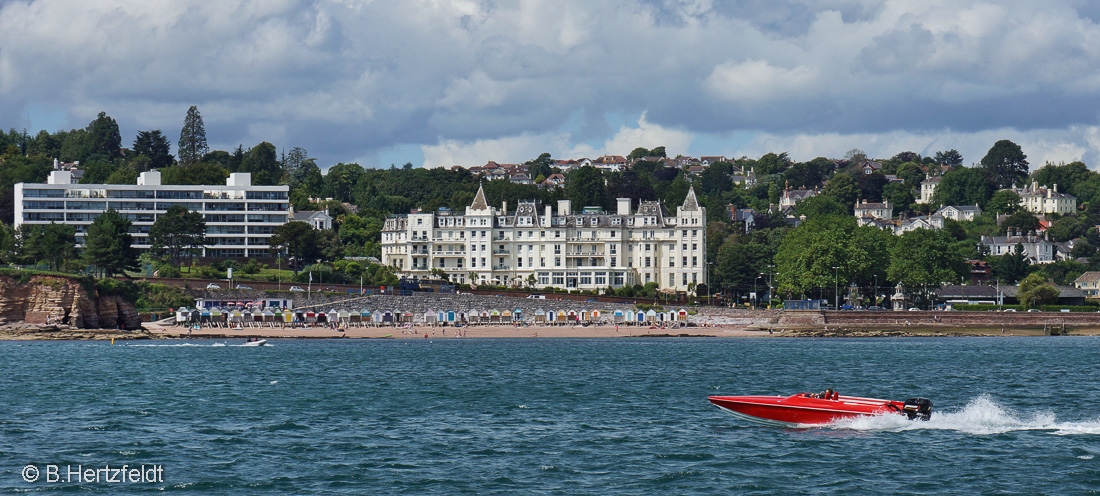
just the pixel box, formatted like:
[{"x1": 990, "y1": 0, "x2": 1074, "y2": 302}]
[{"x1": 4, "y1": 0, "x2": 1100, "y2": 171}]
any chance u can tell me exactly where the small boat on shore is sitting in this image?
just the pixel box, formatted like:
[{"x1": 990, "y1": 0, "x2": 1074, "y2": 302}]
[
  {"x1": 241, "y1": 339, "x2": 268, "y2": 347},
  {"x1": 708, "y1": 392, "x2": 932, "y2": 427}
]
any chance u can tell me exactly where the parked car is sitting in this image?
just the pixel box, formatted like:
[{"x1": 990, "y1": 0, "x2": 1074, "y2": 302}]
[
  {"x1": 1027, "y1": 309, "x2": 1041, "y2": 312},
  {"x1": 908, "y1": 307, "x2": 920, "y2": 311},
  {"x1": 289, "y1": 286, "x2": 305, "y2": 292},
  {"x1": 235, "y1": 284, "x2": 252, "y2": 290},
  {"x1": 1003, "y1": 309, "x2": 1017, "y2": 312},
  {"x1": 867, "y1": 306, "x2": 885, "y2": 311},
  {"x1": 527, "y1": 294, "x2": 545, "y2": 299},
  {"x1": 206, "y1": 283, "x2": 221, "y2": 289}
]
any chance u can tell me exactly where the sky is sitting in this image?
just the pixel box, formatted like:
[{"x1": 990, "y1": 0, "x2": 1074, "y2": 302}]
[{"x1": 4, "y1": 0, "x2": 1100, "y2": 172}]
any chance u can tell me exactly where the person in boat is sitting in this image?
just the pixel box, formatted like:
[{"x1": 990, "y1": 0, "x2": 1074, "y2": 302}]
[{"x1": 816, "y1": 388, "x2": 835, "y2": 400}]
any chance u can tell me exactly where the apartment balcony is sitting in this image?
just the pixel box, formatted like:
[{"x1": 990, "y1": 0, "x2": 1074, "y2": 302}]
[
  {"x1": 492, "y1": 249, "x2": 510, "y2": 255},
  {"x1": 432, "y1": 250, "x2": 468, "y2": 256}
]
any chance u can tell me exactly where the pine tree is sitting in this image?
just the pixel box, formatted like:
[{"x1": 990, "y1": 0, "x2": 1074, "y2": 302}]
[
  {"x1": 178, "y1": 106, "x2": 209, "y2": 166},
  {"x1": 83, "y1": 209, "x2": 140, "y2": 278}
]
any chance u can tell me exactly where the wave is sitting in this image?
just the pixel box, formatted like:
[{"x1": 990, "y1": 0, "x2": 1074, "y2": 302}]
[{"x1": 831, "y1": 394, "x2": 1100, "y2": 435}]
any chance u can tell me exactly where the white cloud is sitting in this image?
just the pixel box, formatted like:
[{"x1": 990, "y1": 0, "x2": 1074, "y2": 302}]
[{"x1": 3, "y1": 0, "x2": 1100, "y2": 170}]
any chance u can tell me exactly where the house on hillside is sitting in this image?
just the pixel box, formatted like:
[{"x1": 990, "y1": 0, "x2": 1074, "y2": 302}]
[
  {"x1": 1075, "y1": 271, "x2": 1100, "y2": 297},
  {"x1": 292, "y1": 208, "x2": 333, "y2": 230},
  {"x1": 936, "y1": 204, "x2": 982, "y2": 222},
  {"x1": 980, "y1": 231, "x2": 1055, "y2": 263},
  {"x1": 1013, "y1": 182, "x2": 1077, "y2": 215},
  {"x1": 918, "y1": 177, "x2": 941, "y2": 204}
]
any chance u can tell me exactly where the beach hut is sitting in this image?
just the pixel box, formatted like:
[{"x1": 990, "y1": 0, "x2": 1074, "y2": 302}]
[
  {"x1": 534, "y1": 309, "x2": 547, "y2": 323},
  {"x1": 646, "y1": 309, "x2": 658, "y2": 323},
  {"x1": 677, "y1": 308, "x2": 688, "y2": 322},
  {"x1": 262, "y1": 310, "x2": 275, "y2": 325},
  {"x1": 382, "y1": 311, "x2": 394, "y2": 323},
  {"x1": 501, "y1": 309, "x2": 512, "y2": 322},
  {"x1": 512, "y1": 308, "x2": 523, "y2": 322},
  {"x1": 591, "y1": 309, "x2": 601, "y2": 321},
  {"x1": 282, "y1": 309, "x2": 294, "y2": 324},
  {"x1": 338, "y1": 310, "x2": 351, "y2": 325},
  {"x1": 635, "y1": 311, "x2": 645, "y2": 323},
  {"x1": 489, "y1": 309, "x2": 502, "y2": 323},
  {"x1": 446, "y1": 310, "x2": 456, "y2": 323},
  {"x1": 480, "y1": 310, "x2": 492, "y2": 323},
  {"x1": 613, "y1": 309, "x2": 625, "y2": 323},
  {"x1": 175, "y1": 307, "x2": 189, "y2": 324},
  {"x1": 556, "y1": 310, "x2": 567, "y2": 323},
  {"x1": 372, "y1": 311, "x2": 384, "y2": 325},
  {"x1": 424, "y1": 309, "x2": 437, "y2": 323}
]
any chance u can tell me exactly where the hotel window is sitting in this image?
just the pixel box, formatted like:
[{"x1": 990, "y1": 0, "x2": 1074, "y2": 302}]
[
  {"x1": 610, "y1": 257, "x2": 616, "y2": 267},
  {"x1": 518, "y1": 258, "x2": 523, "y2": 267},
  {"x1": 528, "y1": 257, "x2": 533, "y2": 267},
  {"x1": 541, "y1": 257, "x2": 546, "y2": 266},
  {"x1": 554, "y1": 244, "x2": 561, "y2": 254},
  {"x1": 692, "y1": 257, "x2": 698, "y2": 267},
  {"x1": 481, "y1": 257, "x2": 487, "y2": 267},
  {"x1": 683, "y1": 273, "x2": 688, "y2": 285},
  {"x1": 669, "y1": 274, "x2": 674, "y2": 287},
  {"x1": 644, "y1": 257, "x2": 651, "y2": 268},
  {"x1": 555, "y1": 257, "x2": 561, "y2": 267},
  {"x1": 669, "y1": 257, "x2": 675, "y2": 267}
]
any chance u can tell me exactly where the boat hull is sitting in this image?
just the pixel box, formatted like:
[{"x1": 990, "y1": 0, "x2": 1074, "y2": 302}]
[{"x1": 708, "y1": 394, "x2": 904, "y2": 427}]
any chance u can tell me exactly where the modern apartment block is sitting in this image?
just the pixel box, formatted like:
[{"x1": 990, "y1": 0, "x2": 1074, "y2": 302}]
[
  {"x1": 381, "y1": 185, "x2": 707, "y2": 292},
  {"x1": 15, "y1": 171, "x2": 289, "y2": 258}
]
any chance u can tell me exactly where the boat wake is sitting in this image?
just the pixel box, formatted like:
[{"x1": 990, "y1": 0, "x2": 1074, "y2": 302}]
[
  {"x1": 129, "y1": 342, "x2": 268, "y2": 347},
  {"x1": 831, "y1": 394, "x2": 1100, "y2": 435}
]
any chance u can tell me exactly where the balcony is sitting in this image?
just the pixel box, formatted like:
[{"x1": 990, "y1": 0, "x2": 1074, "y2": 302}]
[{"x1": 492, "y1": 249, "x2": 510, "y2": 255}]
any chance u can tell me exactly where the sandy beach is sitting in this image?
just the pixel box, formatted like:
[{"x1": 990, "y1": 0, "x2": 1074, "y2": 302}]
[{"x1": 145, "y1": 322, "x2": 769, "y2": 339}]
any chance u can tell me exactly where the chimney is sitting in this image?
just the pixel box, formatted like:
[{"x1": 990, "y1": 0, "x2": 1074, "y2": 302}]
[
  {"x1": 502, "y1": 200, "x2": 508, "y2": 215},
  {"x1": 557, "y1": 199, "x2": 571, "y2": 216},
  {"x1": 545, "y1": 204, "x2": 552, "y2": 224},
  {"x1": 617, "y1": 198, "x2": 631, "y2": 215}
]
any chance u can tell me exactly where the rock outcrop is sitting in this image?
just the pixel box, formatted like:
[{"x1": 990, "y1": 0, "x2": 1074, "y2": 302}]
[{"x1": 0, "y1": 275, "x2": 141, "y2": 330}]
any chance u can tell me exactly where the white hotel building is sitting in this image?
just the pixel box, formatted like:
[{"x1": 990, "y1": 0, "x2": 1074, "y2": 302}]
[
  {"x1": 15, "y1": 170, "x2": 289, "y2": 258},
  {"x1": 381, "y1": 185, "x2": 707, "y2": 292}
]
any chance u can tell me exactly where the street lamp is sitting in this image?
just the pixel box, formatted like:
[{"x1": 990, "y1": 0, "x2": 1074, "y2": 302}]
[
  {"x1": 767, "y1": 264, "x2": 775, "y2": 308},
  {"x1": 831, "y1": 266, "x2": 840, "y2": 311},
  {"x1": 755, "y1": 274, "x2": 764, "y2": 309},
  {"x1": 706, "y1": 261, "x2": 714, "y2": 306}
]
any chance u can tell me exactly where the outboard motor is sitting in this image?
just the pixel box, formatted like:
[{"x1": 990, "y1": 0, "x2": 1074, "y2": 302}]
[{"x1": 902, "y1": 398, "x2": 933, "y2": 421}]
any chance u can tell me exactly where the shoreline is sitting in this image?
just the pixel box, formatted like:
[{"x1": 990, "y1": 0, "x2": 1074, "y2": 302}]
[{"x1": 3, "y1": 321, "x2": 1099, "y2": 340}]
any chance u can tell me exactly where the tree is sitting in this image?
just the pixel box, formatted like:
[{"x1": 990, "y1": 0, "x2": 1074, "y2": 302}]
[
  {"x1": 83, "y1": 209, "x2": 140, "y2": 278},
  {"x1": 773, "y1": 217, "x2": 890, "y2": 298},
  {"x1": 84, "y1": 112, "x2": 122, "y2": 159},
  {"x1": 148, "y1": 205, "x2": 206, "y2": 269},
  {"x1": 986, "y1": 190, "x2": 1022, "y2": 215},
  {"x1": 932, "y1": 167, "x2": 996, "y2": 208},
  {"x1": 882, "y1": 182, "x2": 915, "y2": 209},
  {"x1": 565, "y1": 166, "x2": 607, "y2": 210},
  {"x1": 240, "y1": 141, "x2": 282, "y2": 185},
  {"x1": 887, "y1": 229, "x2": 967, "y2": 288},
  {"x1": 796, "y1": 195, "x2": 848, "y2": 219},
  {"x1": 981, "y1": 139, "x2": 1029, "y2": 189},
  {"x1": 934, "y1": 149, "x2": 963, "y2": 168},
  {"x1": 1000, "y1": 211, "x2": 1040, "y2": 235},
  {"x1": 132, "y1": 130, "x2": 173, "y2": 169},
  {"x1": 1017, "y1": 273, "x2": 1060, "y2": 308},
  {"x1": 178, "y1": 106, "x2": 209, "y2": 166},
  {"x1": 821, "y1": 173, "x2": 859, "y2": 209},
  {"x1": 324, "y1": 162, "x2": 365, "y2": 203},
  {"x1": 268, "y1": 221, "x2": 320, "y2": 274},
  {"x1": 990, "y1": 243, "x2": 1031, "y2": 284},
  {"x1": 895, "y1": 162, "x2": 926, "y2": 189},
  {"x1": 15, "y1": 223, "x2": 76, "y2": 271}
]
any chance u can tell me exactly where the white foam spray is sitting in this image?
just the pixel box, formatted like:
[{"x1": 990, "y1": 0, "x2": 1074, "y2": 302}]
[{"x1": 830, "y1": 394, "x2": 1100, "y2": 435}]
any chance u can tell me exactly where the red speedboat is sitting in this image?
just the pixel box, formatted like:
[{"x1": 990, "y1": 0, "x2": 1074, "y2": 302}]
[{"x1": 708, "y1": 393, "x2": 932, "y2": 427}]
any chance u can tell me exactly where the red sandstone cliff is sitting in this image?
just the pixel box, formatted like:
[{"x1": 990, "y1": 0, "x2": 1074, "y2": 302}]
[{"x1": 0, "y1": 275, "x2": 141, "y2": 330}]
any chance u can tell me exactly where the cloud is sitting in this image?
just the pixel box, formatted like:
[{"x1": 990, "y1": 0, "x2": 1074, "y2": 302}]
[{"x1": 3, "y1": 0, "x2": 1100, "y2": 170}]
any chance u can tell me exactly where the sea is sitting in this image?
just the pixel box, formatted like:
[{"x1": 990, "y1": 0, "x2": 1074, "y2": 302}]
[{"x1": 3, "y1": 336, "x2": 1100, "y2": 495}]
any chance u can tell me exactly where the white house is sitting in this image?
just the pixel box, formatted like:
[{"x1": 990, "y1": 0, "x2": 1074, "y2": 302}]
[
  {"x1": 1013, "y1": 182, "x2": 1077, "y2": 215},
  {"x1": 936, "y1": 204, "x2": 982, "y2": 222},
  {"x1": 980, "y1": 231, "x2": 1055, "y2": 264},
  {"x1": 918, "y1": 177, "x2": 941, "y2": 204}
]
